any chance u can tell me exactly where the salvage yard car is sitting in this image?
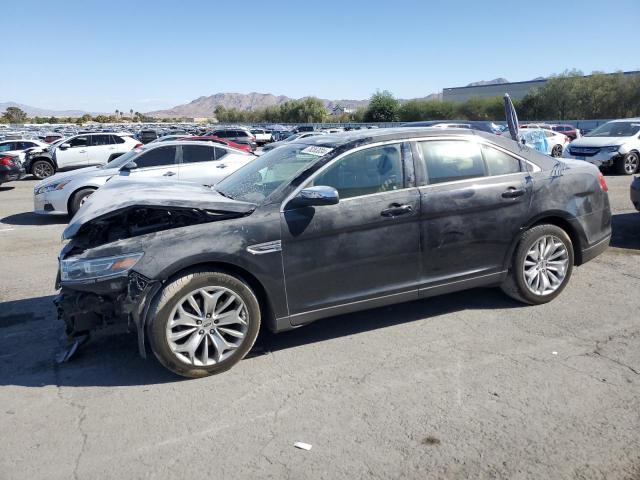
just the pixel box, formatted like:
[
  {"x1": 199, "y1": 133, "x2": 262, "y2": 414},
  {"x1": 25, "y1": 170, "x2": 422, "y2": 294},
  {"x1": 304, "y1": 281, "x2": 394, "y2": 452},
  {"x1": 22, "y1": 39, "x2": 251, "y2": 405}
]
[
  {"x1": 34, "y1": 141, "x2": 254, "y2": 216},
  {"x1": 563, "y1": 118, "x2": 640, "y2": 175},
  {"x1": 56, "y1": 128, "x2": 611, "y2": 378},
  {"x1": 27, "y1": 133, "x2": 140, "y2": 180}
]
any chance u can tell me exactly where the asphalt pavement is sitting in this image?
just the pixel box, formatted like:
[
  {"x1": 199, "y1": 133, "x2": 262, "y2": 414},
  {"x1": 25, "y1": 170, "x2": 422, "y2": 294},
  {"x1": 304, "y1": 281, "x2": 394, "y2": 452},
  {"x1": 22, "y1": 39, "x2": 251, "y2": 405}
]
[{"x1": 0, "y1": 174, "x2": 638, "y2": 479}]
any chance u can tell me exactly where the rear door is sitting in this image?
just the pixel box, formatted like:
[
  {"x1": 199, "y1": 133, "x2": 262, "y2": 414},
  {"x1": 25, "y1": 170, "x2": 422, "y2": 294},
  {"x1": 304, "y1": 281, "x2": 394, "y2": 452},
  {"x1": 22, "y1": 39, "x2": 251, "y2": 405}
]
[
  {"x1": 281, "y1": 142, "x2": 421, "y2": 322},
  {"x1": 121, "y1": 145, "x2": 178, "y2": 179},
  {"x1": 87, "y1": 134, "x2": 115, "y2": 165},
  {"x1": 179, "y1": 144, "x2": 226, "y2": 185},
  {"x1": 415, "y1": 138, "x2": 533, "y2": 289}
]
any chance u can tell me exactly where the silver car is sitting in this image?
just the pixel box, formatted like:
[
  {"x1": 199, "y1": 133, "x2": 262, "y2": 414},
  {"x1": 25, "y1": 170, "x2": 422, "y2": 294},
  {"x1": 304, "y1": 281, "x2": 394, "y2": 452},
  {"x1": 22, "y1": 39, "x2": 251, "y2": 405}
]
[
  {"x1": 34, "y1": 141, "x2": 255, "y2": 216},
  {"x1": 563, "y1": 118, "x2": 640, "y2": 175}
]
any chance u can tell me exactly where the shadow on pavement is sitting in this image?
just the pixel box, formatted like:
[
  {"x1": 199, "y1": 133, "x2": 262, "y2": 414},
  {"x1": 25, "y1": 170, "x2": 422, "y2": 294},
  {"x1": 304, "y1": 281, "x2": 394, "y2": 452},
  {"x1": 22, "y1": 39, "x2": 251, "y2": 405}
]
[
  {"x1": 610, "y1": 212, "x2": 640, "y2": 251},
  {"x1": 0, "y1": 186, "x2": 15, "y2": 192},
  {"x1": 0, "y1": 288, "x2": 520, "y2": 388},
  {"x1": 1, "y1": 212, "x2": 68, "y2": 226}
]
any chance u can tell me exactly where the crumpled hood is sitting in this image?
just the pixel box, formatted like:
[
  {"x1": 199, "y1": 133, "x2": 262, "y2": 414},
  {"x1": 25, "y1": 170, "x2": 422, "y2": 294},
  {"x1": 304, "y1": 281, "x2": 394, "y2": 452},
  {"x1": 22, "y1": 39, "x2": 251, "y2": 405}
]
[
  {"x1": 63, "y1": 177, "x2": 256, "y2": 240},
  {"x1": 570, "y1": 136, "x2": 631, "y2": 148}
]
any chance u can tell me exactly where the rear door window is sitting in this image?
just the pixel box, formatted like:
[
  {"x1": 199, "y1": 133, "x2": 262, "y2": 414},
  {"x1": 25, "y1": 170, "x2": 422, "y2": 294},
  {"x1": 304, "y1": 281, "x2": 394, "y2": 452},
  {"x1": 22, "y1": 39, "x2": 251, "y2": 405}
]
[
  {"x1": 135, "y1": 146, "x2": 177, "y2": 168},
  {"x1": 181, "y1": 145, "x2": 218, "y2": 164},
  {"x1": 418, "y1": 140, "x2": 485, "y2": 185},
  {"x1": 111, "y1": 135, "x2": 125, "y2": 144},
  {"x1": 90, "y1": 134, "x2": 112, "y2": 146},
  {"x1": 481, "y1": 145, "x2": 521, "y2": 176}
]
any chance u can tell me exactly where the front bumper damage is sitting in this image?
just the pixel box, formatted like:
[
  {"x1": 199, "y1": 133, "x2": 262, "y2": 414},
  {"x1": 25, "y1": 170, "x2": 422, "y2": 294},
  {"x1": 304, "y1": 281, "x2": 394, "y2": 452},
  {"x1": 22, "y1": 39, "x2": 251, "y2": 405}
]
[{"x1": 54, "y1": 271, "x2": 161, "y2": 358}]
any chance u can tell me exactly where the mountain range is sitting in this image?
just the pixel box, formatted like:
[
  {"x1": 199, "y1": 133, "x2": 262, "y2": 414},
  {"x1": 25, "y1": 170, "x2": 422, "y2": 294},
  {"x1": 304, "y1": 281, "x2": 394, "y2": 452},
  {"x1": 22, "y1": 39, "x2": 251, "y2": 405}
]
[
  {"x1": 0, "y1": 101, "x2": 93, "y2": 118},
  {"x1": 2, "y1": 77, "x2": 515, "y2": 119}
]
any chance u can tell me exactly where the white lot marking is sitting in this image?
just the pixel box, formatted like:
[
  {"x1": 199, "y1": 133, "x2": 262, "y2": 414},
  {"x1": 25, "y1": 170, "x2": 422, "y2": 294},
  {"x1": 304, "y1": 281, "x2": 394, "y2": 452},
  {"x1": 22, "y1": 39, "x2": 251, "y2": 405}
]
[{"x1": 0, "y1": 227, "x2": 15, "y2": 232}]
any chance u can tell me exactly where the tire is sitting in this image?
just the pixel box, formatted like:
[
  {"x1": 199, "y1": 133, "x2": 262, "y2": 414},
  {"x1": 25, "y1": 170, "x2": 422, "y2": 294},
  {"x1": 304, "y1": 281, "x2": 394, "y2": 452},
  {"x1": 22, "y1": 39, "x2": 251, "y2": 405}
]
[
  {"x1": 31, "y1": 160, "x2": 55, "y2": 180},
  {"x1": 69, "y1": 188, "x2": 96, "y2": 216},
  {"x1": 551, "y1": 144, "x2": 563, "y2": 157},
  {"x1": 501, "y1": 224, "x2": 574, "y2": 305},
  {"x1": 616, "y1": 152, "x2": 639, "y2": 175},
  {"x1": 147, "y1": 270, "x2": 261, "y2": 378}
]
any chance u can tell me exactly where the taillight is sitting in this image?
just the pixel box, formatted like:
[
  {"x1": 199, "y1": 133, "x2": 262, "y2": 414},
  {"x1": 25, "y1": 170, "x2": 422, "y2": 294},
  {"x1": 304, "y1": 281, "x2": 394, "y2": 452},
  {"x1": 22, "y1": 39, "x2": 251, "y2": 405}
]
[
  {"x1": 134, "y1": 143, "x2": 143, "y2": 148},
  {"x1": 598, "y1": 173, "x2": 608, "y2": 192},
  {"x1": 0, "y1": 156, "x2": 14, "y2": 166}
]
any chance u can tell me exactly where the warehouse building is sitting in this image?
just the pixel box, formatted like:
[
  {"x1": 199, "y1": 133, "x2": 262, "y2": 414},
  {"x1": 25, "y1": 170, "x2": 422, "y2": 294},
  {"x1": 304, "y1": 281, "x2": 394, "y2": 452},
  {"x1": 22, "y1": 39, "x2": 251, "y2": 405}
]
[{"x1": 443, "y1": 70, "x2": 640, "y2": 103}]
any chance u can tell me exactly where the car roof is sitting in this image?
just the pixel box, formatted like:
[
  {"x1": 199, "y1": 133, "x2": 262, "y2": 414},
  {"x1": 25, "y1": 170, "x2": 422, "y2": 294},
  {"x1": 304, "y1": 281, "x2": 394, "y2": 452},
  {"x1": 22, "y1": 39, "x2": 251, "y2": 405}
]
[{"x1": 293, "y1": 127, "x2": 493, "y2": 149}]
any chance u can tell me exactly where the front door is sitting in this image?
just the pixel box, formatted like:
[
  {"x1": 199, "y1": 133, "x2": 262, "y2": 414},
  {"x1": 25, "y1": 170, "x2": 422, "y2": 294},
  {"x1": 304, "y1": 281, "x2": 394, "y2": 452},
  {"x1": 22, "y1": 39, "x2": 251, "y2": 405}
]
[
  {"x1": 414, "y1": 138, "x2": 533, "y2": 287},
  {"x1": 281, "y1": 142, "x2": 421, "y2": 323},
  {"x1": 56, "y1": 135, "x2": 89, "y2": 169},
  {"x1": 120, "y1": 145, "x2": 179, "y2": 179}
]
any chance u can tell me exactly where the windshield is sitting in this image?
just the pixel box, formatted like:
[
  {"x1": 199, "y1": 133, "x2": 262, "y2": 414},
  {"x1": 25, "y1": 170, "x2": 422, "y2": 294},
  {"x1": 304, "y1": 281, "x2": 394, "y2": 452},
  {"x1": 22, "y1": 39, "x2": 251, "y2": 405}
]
[
  {"x1": 216, "y1": 143, "x2": 324, "y2": 203},
  {"x1": 586, "y1": 121, "x2": 640, "y2": 137},
  {"x1": 100, "y1": 148, "x2": 143, "y2": 169}
]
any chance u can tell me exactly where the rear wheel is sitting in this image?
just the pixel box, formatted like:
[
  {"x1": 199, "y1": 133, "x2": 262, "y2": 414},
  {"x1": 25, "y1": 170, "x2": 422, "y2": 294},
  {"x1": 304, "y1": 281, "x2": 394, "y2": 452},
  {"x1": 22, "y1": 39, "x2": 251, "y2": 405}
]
[
  {"x1": 501, "y1": 224, "x2": 574, "y2": 305},
  {"x1": 551, "y1": 144, "x2": 563, "y2": 157},
  {"x1": 616, "y1": 152, "x2": 639, "y2": 175},
  {"x1": 69, "y1": 188, "x2": 95, "y2": 216},
  {"x1": 147, "y1": 270, "x2": 261, "y2": 378},
  {"x1": 31, "y1": 160, "x2": 55, "y2": 180}
]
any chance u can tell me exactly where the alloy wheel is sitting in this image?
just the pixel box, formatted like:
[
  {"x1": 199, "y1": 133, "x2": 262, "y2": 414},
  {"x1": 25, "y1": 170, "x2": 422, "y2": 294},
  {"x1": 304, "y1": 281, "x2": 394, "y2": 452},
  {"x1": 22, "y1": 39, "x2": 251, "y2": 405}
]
[
  {"x1": 166, "y1": 287, "x2": 248, "y2": 366},
  {"x1": 522, "y1": 235, "x2": 569, "y2": 296},
  {"x1": 33, "y1": 162, "x2": 54, "y2": 179},
  {"x1": 624, "y1": 153, "x2": 639, "y2": 174},
  {"x1": 551, "y1": 145, "x2": 562, "y2": 157}
]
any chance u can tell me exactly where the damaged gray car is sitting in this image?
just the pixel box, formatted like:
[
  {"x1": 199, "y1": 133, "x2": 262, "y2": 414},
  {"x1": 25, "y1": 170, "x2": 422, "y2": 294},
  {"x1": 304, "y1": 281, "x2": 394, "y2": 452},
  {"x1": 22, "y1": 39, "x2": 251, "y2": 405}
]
[{"x1": 56, "y1": 128, "x2": 612, "y2": 377}]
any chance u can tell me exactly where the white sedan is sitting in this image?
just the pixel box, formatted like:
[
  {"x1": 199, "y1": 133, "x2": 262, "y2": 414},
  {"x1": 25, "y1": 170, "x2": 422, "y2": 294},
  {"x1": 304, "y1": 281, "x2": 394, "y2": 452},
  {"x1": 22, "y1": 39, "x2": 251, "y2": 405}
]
[{"x1": 34, "y1": 141, "x2": 255, "y2": 216}]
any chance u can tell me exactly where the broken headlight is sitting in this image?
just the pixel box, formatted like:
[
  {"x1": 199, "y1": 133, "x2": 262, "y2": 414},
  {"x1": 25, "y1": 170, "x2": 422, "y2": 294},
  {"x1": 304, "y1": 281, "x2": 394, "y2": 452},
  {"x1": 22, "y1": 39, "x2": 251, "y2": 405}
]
[{"x1": 60, "y1": 253, "x2": 144, "y2": 282}]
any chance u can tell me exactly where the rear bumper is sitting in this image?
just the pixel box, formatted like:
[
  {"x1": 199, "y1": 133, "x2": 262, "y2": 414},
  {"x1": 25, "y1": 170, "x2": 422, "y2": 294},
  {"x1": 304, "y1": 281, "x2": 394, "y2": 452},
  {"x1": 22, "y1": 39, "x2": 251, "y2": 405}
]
[
  {"x1": 581, "y1": 233, "x2": 610, "y2": 264},
  {"x1": 0, "y1": 167, "x2": 26, "y2": 183}
]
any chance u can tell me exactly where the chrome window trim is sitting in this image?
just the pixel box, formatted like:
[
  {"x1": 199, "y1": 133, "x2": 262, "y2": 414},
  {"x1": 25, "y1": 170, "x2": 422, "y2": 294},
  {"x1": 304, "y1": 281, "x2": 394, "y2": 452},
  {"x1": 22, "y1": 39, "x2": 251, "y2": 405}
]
[{"x1": 280, "y1": 135, "x2": 540, "y2": 212}]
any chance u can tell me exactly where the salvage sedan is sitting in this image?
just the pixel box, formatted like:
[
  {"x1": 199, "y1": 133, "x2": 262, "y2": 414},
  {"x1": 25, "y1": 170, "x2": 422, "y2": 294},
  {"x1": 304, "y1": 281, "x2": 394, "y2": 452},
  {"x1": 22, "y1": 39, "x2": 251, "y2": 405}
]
[{"x1": 56, "y1": 128, "x2": 612, "y2": 377}]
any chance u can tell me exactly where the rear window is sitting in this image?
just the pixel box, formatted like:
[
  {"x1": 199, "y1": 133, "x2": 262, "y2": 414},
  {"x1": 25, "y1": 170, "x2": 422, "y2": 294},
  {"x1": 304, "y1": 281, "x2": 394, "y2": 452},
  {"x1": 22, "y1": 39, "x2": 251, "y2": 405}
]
[
  {"x1": 235, "y1": 130, "x2": 249, "y2": 138},
  {"x1": 111, "y1": 135, "x2": 125, "y2": 144}
]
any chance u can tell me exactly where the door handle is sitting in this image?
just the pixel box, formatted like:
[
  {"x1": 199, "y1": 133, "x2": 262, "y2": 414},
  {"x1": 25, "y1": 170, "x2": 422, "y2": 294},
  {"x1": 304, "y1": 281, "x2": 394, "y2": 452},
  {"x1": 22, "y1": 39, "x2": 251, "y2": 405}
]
[
  {"x1": 381, "y1": 203, "x2": 413, "y2": 217},
  {"x1": 163, "y1": 171, "x2": 176, "y2": 177},
  {"x1": 79, "y1": 150, "x2": 86, "y2": 153},
  {"x1": 216, "y1": 164, "x2": 227, "y2": 168},
  {"x1": 502, "y1": 187, "x2": 526, "y2": 198},
  {"x1": 452, "y1": 189, "x2": 475, "y2": 199}
]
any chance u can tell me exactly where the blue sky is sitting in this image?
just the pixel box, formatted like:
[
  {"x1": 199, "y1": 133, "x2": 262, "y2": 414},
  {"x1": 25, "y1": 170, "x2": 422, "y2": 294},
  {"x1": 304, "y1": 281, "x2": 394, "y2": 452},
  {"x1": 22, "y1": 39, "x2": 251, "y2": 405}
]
[{"x1": 1, "y1": 0, "x2": 638, "y2": 112}]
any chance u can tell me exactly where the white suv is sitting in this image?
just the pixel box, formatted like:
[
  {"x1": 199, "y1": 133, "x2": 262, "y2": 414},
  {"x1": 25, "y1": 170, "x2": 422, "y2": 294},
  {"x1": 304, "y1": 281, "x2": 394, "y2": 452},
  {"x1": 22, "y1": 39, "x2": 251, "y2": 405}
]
[
  {"x1": 52, "y1": 133, "x2": 140, "y2": 172},
  {"x1": 563, "y1": 119, "x2": 640, "y2": 175}
]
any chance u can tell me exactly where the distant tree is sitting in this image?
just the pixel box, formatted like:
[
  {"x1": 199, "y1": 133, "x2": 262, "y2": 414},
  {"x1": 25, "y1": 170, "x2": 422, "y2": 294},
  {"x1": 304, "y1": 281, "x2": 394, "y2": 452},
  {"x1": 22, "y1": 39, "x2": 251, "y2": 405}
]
[
  {"x1": 364, "y1": 90, "x2": 399, "y2": 122},
  {"x1": 2, "y1": 107, "x2": 28, "y2": 123},
  {"x1": 129, "y1": 108, "x2": 134, "y2": 117}
]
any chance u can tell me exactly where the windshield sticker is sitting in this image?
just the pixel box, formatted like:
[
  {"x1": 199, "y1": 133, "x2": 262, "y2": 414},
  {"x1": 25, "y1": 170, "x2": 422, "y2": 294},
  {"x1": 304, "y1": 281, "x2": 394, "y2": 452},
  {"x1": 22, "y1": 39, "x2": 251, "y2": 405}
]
[{"x1": 301, "y1": 146, "x2": 333, "y2": 156}]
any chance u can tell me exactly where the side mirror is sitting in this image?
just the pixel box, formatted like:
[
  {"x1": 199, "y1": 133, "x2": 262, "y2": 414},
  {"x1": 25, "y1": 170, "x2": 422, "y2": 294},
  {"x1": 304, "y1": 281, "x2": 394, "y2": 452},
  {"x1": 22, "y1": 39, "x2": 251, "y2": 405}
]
[
  {"x1": 287, "y1": 186, "x2": 339, "y2": 209},
  {"x1": 59, "y1": 143, "x2": 71, "y2": 150},
  {"x1": 120, "y1": 161, "x2": 138, "y2": 171}
]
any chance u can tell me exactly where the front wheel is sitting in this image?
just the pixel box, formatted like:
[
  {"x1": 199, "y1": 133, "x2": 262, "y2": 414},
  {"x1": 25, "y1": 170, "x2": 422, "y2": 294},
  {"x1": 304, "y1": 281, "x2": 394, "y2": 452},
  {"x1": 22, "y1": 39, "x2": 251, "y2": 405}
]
[
  {"x1": 616, "y1": 152, "x2": 639, "y2": 175},
  {"x1": 69, "y1": 188, "x2": 95, "y2": 216},
  {"x1": 31, "y1": 160, "x2": 55, "y2": 180},
  {"x1": 147, "y1": 270, "x2": 261, "y2": 378},
  {"x1": 501, "y1": 224, "x2": 574, "y2": 305}
]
